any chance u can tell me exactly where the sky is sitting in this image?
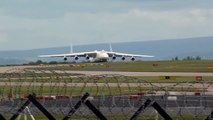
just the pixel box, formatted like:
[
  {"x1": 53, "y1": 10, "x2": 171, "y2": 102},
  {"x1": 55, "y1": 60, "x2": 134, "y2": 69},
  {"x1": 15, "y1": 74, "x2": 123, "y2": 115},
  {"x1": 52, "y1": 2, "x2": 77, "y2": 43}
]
[{"x1": 0, "y1": 0, "x2": 213, "y2": 51}]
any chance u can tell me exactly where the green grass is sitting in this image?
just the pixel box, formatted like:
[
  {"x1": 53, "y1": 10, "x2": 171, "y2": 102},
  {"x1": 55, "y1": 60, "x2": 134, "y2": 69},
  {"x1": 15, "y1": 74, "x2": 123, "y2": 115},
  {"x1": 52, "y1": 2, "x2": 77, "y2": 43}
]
[
  {"x1": 1, "y1": 73, "x2": 213, "y2": 83},
  {"x1": 34, "y1": 60, "x2": 213, "y2": 72},
  {"x1": 1, "y1": 60, "x2": 213, "y2": 83},
  {"x1": 0, "y1": 84, "x2": 204, "y2": 97},
  {"x1": 135, "y1": 76, "x2": 213, "y2": 83},
  {"x1": 1, "y1": 61, "x2": 212, "y2": 119}
]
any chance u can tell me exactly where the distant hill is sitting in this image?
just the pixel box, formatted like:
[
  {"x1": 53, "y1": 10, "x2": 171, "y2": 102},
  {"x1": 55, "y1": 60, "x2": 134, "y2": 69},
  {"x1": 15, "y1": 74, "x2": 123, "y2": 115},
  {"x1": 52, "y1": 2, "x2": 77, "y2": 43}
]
[{"x1": 0, "y1": 36, "x2": 213, "y2": 65}]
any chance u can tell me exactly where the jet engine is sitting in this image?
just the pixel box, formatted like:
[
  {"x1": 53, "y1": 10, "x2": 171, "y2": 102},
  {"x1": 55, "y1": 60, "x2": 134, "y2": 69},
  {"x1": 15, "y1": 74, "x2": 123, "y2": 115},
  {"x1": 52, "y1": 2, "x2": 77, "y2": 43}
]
[
  {"x1": 74, "y1": 56, "x2": 79, "y2": 60},
  {"x1": 86, "y1": 55, "x2": 90, "y2": 60},
  {"x1": 121, "y1": 57, "x2": 125, "y2": 60},
  {"x1": 63, "y1": 57, "x2": 67, "y2": 61},
  {"x1": 112, "y1": 56, "x2": 116, "y2": 60},
  {"x1": 131, "y1": 57, "x2": 135, "y2": 61}
]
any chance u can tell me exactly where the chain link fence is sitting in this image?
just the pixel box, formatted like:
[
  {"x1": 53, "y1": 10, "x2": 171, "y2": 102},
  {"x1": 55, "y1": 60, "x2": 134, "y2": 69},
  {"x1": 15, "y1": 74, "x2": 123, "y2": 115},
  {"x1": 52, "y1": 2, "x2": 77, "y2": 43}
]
[{"x1": 0, "y1": 68, "x2": 213, "y2": 119}]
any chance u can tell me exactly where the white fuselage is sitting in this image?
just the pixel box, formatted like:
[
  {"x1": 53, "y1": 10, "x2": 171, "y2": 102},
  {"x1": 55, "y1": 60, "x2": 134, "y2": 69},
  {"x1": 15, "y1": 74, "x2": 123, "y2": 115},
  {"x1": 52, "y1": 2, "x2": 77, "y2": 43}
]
[
  {"x1": 96, "y1": 51, "x2": 109, "y2": 59},
  {"x1": 94, "y1": 51, "x2": 109, "y2": 62}
]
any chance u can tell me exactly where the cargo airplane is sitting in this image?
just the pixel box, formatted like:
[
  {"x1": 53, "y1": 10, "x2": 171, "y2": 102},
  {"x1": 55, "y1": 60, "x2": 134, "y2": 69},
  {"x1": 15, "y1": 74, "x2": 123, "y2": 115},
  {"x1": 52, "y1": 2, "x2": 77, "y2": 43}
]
[{"x1": 38, "y1": 44, "x2": 154, "y2": 62}]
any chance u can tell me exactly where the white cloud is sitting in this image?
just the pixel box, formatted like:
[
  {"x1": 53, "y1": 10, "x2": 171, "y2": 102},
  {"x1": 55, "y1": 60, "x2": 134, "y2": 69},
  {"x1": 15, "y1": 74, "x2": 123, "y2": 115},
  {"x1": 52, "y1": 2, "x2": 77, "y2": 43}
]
[
  {"x1": 94, "y1": 8, "x2": 213, "y2": 40},
  {"x1": 0, "y1": 32, "x2": 8, "y2": 43},
  {"x1": 1, "y1": 1, "x2": 213, "y2": 50}
]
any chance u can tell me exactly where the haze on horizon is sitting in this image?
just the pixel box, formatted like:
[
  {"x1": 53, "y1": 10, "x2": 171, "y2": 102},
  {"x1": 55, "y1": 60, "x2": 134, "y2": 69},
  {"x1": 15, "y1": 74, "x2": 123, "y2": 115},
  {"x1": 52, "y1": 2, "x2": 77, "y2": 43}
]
[{"x1": 0, "y1": 0, "x2": 213, "y2": 51}]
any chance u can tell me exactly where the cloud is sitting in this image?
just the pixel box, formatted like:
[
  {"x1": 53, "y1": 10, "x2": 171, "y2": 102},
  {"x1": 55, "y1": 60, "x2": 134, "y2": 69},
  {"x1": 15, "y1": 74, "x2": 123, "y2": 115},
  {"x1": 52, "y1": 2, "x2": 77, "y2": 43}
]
[
  {"x1": 0, "y1": 32, "x2": 8, "y2": 43},
  {"x1": 89, "y1": 8, "x2": 213, "y2": 40},
  {"x1": 61, "y1": 8, "x2": 213, "y2": 42},
  {"x1": 0, "y1": 1, "x2": 213, "y2": 50}
]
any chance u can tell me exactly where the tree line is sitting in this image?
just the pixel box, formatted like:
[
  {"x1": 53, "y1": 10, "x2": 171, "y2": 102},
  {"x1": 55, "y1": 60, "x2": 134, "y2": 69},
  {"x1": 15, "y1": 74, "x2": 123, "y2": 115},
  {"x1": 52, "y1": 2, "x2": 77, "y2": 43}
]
[
  {"x1": 28, "y1": 60, "x2": 73, "y2": 65},
  {"x1": 172, "y1": 56, "x2": 202, "y2": 61}
]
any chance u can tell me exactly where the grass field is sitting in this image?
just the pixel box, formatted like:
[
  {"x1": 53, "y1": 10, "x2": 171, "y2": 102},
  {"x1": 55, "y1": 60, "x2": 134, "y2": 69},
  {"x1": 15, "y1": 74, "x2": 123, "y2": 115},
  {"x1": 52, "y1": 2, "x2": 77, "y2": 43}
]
[
  {"x1": 34, "y1": 60, "x2": 213, "y2": 72},
  {"x1": 1, "y1": 73, "x2": 213, "y2": 83},
  {"x1": 0, "y1": 60, "x2": 212, "y2": 96},
  {"x1": 0, "y1": 61, "x2": 212, "y2": 119},
  {"x1": 1, "y1": 60, "x2": 213, "y2": 83}
]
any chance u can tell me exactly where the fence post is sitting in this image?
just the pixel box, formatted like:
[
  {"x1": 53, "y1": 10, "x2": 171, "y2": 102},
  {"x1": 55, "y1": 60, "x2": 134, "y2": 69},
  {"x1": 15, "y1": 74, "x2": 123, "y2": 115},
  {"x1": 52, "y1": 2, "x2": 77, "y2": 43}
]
[
  {"x1": 0, "y1": 114, "x2": 6, "y2": 120},
  {"x1": 10, "y1": 95, "x2": 33, "y2": 120},
  {"x1": 130, "y1": 98, "x2": 152, "y2": 120},
  {"x1": 85, "y1": 100, "x2": 107, "y2": 120},
  {"x1": 28, "y1": 94, "x2": 56, "y2": 120},
  {"x1": 63, "y1": 92, "x2": 90, "y2": 120},
  {"x1": 152, "y1": 102, "x2": 172, "y2": 120}
]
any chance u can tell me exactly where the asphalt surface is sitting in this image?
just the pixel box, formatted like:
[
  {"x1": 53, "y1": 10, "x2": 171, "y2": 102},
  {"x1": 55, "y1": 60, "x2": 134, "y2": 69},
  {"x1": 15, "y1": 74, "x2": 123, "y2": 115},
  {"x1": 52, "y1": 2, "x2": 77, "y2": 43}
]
[{"x1": 0, "y1": 65, "x2": 36, "y2": 73}]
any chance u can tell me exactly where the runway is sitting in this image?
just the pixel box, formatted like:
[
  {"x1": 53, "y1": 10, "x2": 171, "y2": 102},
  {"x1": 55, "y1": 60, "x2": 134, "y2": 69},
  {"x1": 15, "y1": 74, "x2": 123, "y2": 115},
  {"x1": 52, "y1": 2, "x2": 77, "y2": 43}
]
[{"x1": 0, "y1": 65, "x2": 37, "y2": 73}]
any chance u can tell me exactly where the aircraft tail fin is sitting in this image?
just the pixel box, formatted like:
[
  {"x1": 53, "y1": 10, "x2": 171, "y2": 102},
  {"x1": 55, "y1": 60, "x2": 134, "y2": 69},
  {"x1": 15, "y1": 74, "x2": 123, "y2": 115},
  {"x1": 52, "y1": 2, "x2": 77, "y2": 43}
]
[
  {"x1": 109, "y1": 43, "x2": 113, "y2": 52},
  {"x1": 70, "y1": 44, "x2": 73, "y2": 53}
]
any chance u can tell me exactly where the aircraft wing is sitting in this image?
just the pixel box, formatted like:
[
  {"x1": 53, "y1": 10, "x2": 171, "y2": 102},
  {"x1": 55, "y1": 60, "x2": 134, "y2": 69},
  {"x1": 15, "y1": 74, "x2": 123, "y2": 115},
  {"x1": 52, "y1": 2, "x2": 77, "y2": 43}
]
[
  {"x1": 38, "y1": 51, "x2": 97, "y2": 58},
  {"x1": 107, "y1": 51, "x2": 154, "y2": 58}
]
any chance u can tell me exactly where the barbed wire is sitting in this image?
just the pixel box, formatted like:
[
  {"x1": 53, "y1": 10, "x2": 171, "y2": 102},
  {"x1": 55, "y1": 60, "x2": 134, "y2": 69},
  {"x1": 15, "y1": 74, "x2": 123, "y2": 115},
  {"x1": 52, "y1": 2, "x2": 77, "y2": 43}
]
[{"x1": 0, "y1": 68, "x2": 213, "y2": 119}]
